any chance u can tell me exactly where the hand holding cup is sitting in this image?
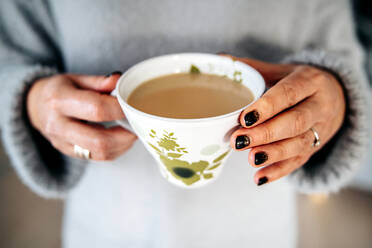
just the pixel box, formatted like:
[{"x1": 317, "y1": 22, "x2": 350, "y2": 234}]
[
  {"x1": 227, "y1": 56, "x2": 346, "y2": 186},
  {"x1": 27, "y1": 72, "x2": 137, "y2": 160}
]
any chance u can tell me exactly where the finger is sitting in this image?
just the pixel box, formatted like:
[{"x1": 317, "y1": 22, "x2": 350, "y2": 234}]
[
  {"x1": 66, "y1": 72, "x2": 122, "y2": 92},
  {"x1": 49, "y1": 138, "x2": 76, "y2": 157},
  {"x1": 254, "y1": 155, "x2": 311, "y2": 186},
  {"x1": 248, "y1": 125, "x2": 321, "y2": 168},
  {"x1": 50, "y1": 137, "x2": 134, "y2": 161},
  {"x1": 239, "y1": 66, "x2": 319, "y2": 128},
  {"x1": 47, "y1": 118, "x2": 137, "y2": 160},
  {"x1": 219, "y1": 54, "x2": 295, "y2": 84},
  {"x1": 231, "y1": 97, "x2": 325, "y2": 150},
  {"x1": 52, "y1": 86, "x2": 125, "y2": 122}
]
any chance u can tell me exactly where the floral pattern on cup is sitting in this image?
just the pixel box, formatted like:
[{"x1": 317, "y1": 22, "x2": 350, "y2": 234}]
[{"x1": 148, "y1": 129, "x2": 229, "y2": 185}]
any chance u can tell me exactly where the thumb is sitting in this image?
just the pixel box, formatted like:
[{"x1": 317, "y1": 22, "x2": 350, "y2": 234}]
[
  {"x1": 219, "y1": 54, "x2": 295, "y2": 85},
  {"x1": 66, "y1": 71, "x2": 122, "y2": 92}
]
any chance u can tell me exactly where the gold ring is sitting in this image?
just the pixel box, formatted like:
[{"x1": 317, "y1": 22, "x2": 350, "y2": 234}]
[
  {"x1": 310, "y1": 127, "x2": 321, "y2": 147},
  {"x1": 73, "y1": 145, "x2": 91, "y2": 159}
]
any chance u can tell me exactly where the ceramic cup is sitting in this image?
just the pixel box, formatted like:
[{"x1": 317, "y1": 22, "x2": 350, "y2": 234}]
[{"x1": 112, "y1": 53, "x2": 265, "y2": 188}]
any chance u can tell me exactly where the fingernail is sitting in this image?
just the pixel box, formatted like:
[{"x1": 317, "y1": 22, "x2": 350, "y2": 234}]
[
  {"x1": 257, "y1": 177, "x2": 268, "y2": 186},
  {"x1": 235, "y1": 135, "x2": 250, "y2": 150},
  {"x1": 244, "y1": 110, "x2": 259, "y2": 127},
  {"x1": 255, "y1": 152, "x2": 268, "y2": 165},
  {"x1": 105, "y1": 71, "x2": 122, "y2": 77}
]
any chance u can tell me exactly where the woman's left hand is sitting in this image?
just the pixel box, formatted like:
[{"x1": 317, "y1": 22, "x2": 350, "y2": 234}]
[{"x1": 227, "y1": 56, "x2": 346, "y2": 186}]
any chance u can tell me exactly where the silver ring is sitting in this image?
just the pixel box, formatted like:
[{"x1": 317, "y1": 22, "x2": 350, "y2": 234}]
[
  {"x1": 74, "y1": 145, "x2": 91, "y2": 159},
  {"x1": 310, "y1": 127, "x2": 321, "y2": 147}
]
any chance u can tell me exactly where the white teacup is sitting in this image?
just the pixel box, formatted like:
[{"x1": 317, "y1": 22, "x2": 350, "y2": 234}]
[{"x1": 113, "y1": 53, "x2": 265, "y2": 188}]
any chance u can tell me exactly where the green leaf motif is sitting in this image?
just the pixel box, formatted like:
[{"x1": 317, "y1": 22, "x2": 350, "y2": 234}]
[
  {"x1": 233, "y1": 71, "x2": 242, "y2": 77},
  {"x1": 204, "y1": 173, "x2": 213, "y2": 179},
  {"x1": 233, "y1": 70, "x2": 242, "y2": 83},
  {"x1": 207, "y1": 162, "x2": 221, "y2": 171},
  {"x1": 159, "y1": 155, "x2": 202, "y2": 186},
  {"x1": 148, "y1": 143, "x2": 161, "y2": 153},
  {"x1": 158, "y1": 138, "x2": 179, "y2": 151},
  {"x1": 213, "y1": 151, "x2": 229, "y2": 163},
  {"x1": 147, "y1": 130, "x2": 221, "y2": 186},
  {"x1": 167, "y1": 152, "x2": 183, "y2": 158},
  {"x1": 190, "y1": 160, "x2": 209, "y2": 173},
  {"x1": 190, "y1": 64, "x2": 201, "y2": 74}
]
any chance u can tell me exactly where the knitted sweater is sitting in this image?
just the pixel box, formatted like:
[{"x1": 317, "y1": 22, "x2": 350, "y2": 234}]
[{"x1": 0, "y1": 0, "x2": 370, "y2": 247}]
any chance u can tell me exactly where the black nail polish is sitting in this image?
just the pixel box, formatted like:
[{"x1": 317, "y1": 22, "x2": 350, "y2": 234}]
[
  {"x1": 105, "y1": 71, "x2": 122, "y2": 77},
  {"x1": 255, "y1": 152, "x2": 268, "y2": 165},
  {"x1": 257, "y1": 177, "x2": 268, "y2": 186},
  {"x1": 244, "y1": 110, "x2": 259, "y2": 126},
  {"x1": 235, "y1": 135, "x2": 250, "y2": 149}
]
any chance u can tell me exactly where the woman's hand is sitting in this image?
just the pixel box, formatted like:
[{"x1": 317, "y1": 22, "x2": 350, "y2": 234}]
[
  {"x1": 27, "y1": 72, "x2": 137, "y2": 161},
  {"x1": 228, "y1": 56, "x2": 346, "y2": 186}
]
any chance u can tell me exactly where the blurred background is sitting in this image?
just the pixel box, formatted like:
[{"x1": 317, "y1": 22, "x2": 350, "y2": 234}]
[{"x1": 1, "y1": 1, "x2": 372, "y2": 247}]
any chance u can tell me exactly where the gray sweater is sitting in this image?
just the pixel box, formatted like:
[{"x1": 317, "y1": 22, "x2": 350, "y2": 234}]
[
  {"x1": 0, "y1": 0, "x2": 370, "y2": 198},
  {"x1": 1, "y1": 1, "x2": 371, "y2": 247}
]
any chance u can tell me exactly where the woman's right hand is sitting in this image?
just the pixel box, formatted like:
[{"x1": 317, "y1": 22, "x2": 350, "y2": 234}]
[{"x1": 26, "y1": 73, "x2": 137, "y2": 160}]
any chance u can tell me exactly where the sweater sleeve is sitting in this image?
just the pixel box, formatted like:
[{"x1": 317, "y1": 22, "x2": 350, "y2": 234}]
[
  {"x1": 0, "y1": 0, "x2": 86, "y2": 198},
  {"x1": 283, "y1": 0, "x2": 371, "y2": 193}
]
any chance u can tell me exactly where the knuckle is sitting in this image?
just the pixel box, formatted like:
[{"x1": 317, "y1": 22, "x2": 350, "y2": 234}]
[
  {"x1": 90, "y1": 100, "x2": 106, "y2": 121},
  {"x1": 97, "y1": 151, "x2": 113, "y2": 161},
  {"x1": 260, "y1": 125, "x2": 275, "y2": 143},
  {"x1": 298, "y1": 65, "x2": 314, "y2": 75},
  {"x1": 298, "y1": 66, "x2": 326, "y2": 84},
  {"x1": 260, "y1": 95, "x2": 275, "y2": 115},
  {"x1": 53, "y1": 74, "x2": 66, "y2": 82},
  {"x1": 46, "y1": 98, "x2": 59, "y2": 111},
  {"x1": 292, "y1": 109, "x2": 308, "y2": 135},
  {"x1": 298, "y1": 133, "x2": 310, "y2": 152},
  {"x1": 281, "y1": 83, "x2": 298, "y2": 107},
  {"x1": 275, "y1": 162, "x2": 287, "y2": 174},
  {"x1": 93, "y1": 135, "x2": 110, "y2": 151},
  {"x1": 311, "y1": 69, "x2": 328, "y2": 83},
  {"x1": 299, "y1": 65, "x2": 328, "y2": 84},
  {"x1": 45, "y1": 88, "x2": 60, "y2": 105},
  {"x1": 45, "y1": 77, "x2": 65, "y2": 96},
  {"x1": 44, "y1": 116, "x2": 59, "y2": 136},
  {"x1": 274, "y1": 143, "x2": 288, "y2": 159}
]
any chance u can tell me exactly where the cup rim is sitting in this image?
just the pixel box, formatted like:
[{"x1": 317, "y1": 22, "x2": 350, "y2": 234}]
[{"x1": 115, "y1": 53, "x2": 265, "y2": 123}]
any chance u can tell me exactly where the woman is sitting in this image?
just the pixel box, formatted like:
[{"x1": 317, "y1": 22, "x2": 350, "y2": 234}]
[{"x1": 0, "y1": 0, "x2": 370, "y2": 247}]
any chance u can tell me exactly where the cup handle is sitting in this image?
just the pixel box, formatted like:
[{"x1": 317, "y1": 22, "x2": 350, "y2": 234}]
[{"x1": 110, "y1": 89, "x2": 135, "y2": 133}]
